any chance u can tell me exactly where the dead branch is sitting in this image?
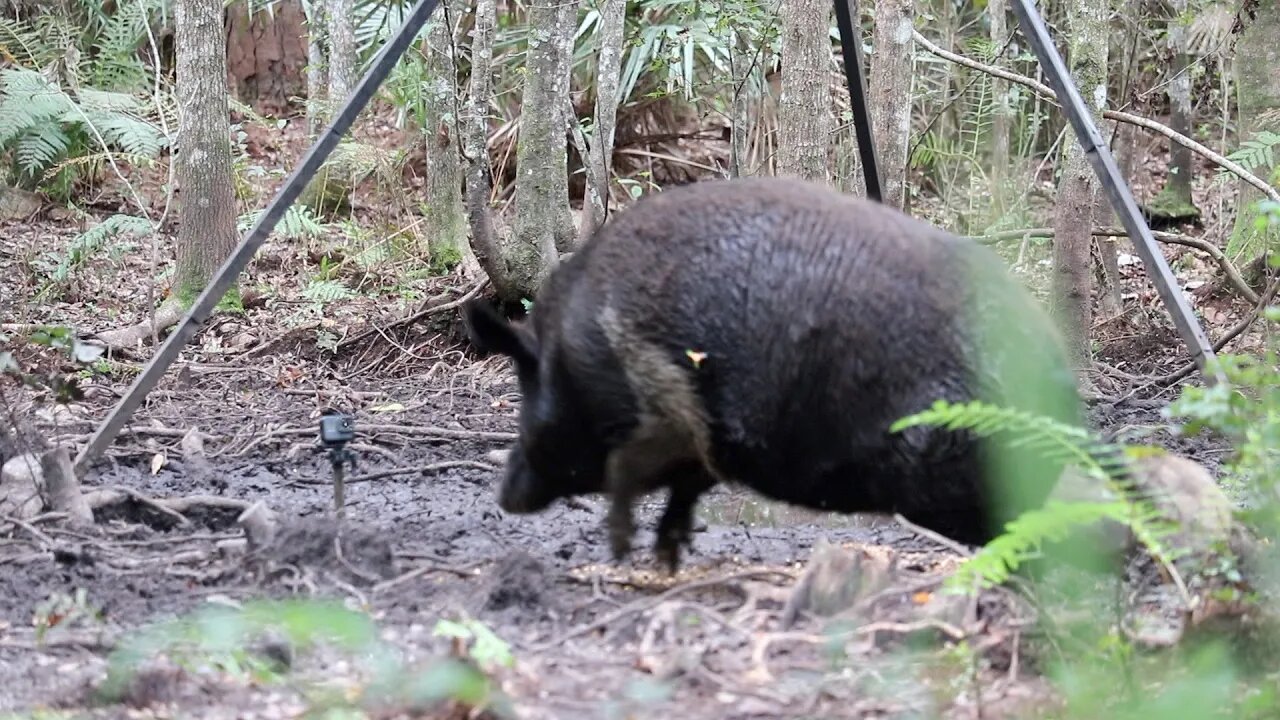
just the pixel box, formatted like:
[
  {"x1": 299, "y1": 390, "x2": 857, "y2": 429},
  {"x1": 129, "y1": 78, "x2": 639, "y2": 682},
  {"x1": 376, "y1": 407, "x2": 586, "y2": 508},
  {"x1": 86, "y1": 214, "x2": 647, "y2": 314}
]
[
  {"x1": 1148, "y1": 274, "x2": 1280, "y2": 386},
  {"x1": 530, "y1": 568, "x2": 795, "y2": 652},
  {"x1": 912, "y1": 29, "x2": 1280, "y2": 204},
  {"x1": 337, "y1": 278, "x2": 488, "y2": 351},
  {"x1": 971, "y1": 226, "x2": 1260, "y2": 303},
  {"x1": 94, "y1": 296, "x2": 187, "y2": 351}
]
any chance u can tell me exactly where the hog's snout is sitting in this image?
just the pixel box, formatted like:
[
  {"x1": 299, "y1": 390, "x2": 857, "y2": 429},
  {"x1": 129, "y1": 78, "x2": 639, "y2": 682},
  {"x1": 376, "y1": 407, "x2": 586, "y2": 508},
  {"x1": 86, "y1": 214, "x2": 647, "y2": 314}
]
[{"x1": 494, "y1": 445, "x2": 557, "y2": 514}]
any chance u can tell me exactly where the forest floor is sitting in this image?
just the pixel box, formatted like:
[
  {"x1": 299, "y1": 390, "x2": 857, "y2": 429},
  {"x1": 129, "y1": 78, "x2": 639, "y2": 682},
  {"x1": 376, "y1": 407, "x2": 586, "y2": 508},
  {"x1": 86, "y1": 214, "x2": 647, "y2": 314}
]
[{"x1": 0, "y1": 115, "x2": 1263, "y2": 718}]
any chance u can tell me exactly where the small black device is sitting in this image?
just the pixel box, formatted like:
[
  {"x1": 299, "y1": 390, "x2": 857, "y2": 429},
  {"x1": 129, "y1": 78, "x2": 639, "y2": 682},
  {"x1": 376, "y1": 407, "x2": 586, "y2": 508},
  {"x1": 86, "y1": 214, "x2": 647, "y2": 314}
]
[
  {"x1": 319, "y1": 413, "x2": 356, "y2": 446},
  {"x1": 317, "y1": 411, "x2": 357, "y2": 518}
]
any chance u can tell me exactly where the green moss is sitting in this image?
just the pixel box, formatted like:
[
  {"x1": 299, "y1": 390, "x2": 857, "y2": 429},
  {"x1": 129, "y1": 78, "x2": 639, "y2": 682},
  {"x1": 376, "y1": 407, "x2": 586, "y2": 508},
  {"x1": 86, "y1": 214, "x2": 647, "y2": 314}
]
[{"x1": 1147, "y1": 182, "x2": 1200, "y2": 222}]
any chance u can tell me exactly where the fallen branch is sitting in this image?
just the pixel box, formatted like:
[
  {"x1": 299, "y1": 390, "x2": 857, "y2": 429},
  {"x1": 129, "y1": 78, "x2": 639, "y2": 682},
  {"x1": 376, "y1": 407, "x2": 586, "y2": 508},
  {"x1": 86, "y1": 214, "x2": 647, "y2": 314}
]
[
  {"x1": 970, "y1": 226, "x2": 1260, "y2": 303},
  {"x1": 338, "y1": 278, "x2": 489, "y2": 351},
  {"x1": 94, "y1": 296, "x2": 187, "y2": 352},
  {"x1": 1149, "y1": 274, "x2": 1280, "y2": 386},
  {"x1": 912, "y1": 29, "x2": 1280, "y2": 204},
  {"x1": 530, "y1": 569, "x2": 795, "y2": 652}
]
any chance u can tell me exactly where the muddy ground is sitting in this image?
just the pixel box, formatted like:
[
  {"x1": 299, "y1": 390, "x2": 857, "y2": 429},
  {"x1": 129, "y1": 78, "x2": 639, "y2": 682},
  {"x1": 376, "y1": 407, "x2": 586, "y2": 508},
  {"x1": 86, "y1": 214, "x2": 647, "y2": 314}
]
[{"x1": 0, "y1": 314, "x2": 1236, "y2": 719}]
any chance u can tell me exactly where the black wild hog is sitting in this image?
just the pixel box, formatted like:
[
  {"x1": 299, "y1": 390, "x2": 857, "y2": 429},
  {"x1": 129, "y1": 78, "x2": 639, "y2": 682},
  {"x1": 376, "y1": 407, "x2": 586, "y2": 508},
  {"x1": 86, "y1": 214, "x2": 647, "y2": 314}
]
[{"x1": 464, "y1": 176, "x2": 1082, "y2": 571}]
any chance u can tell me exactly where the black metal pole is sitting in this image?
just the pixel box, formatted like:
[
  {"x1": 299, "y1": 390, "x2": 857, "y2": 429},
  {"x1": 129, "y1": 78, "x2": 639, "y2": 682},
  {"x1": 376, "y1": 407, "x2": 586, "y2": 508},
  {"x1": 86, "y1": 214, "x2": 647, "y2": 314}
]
[
  {"x1": 75, "y1": 0, "x2": 443, "y2": 473},
  {"x1": 833, "y1": 0, "x2": 883, "y2": 203},
  {"x1": 1009, "y1": 0, "x2": 1221, "y2": 383}
]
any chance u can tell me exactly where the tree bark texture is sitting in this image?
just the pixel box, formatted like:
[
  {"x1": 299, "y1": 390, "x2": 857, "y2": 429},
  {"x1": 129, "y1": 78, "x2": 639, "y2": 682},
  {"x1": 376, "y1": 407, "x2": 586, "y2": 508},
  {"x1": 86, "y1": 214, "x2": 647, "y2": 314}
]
[
  {"x1": 174, "y1": 0, "x2": 238, "y2": 302},
  {"x1": 514, "y1": 0, "x2": 579, "y2": 282},
  {"x1": 464, "y1": 0, "x2": 534, "y2": 301},
  {"x1": 304, "y1": 0, "x2": 328, "y2": 138},
  {"x1": 1150, "y1": 0, "x2": 1198, "y2": 219},
  {"x1": 1051, "y1": 0, "x2": 1109, "y2": 362},
  {"x1": 578, "y1": 0, "x2": 627, "y2": 243},
  {"x1": 989, "y1": 0, "x2": 1010, "y2": 201},
  {"x1": 224, "y1": 0, "x2": 308, "y2": 116},
  {"x1": 869, "y1": 0, "x2": 914, "y2": 209},
  {"x1": 327, "y1": 0, "x2": 356, "y2": 109},
  {"x1": 729, "y1": 28, "x2": 753, "y2": 178},
  {"x1": 776, "y1": 0, "x2": 832, "y2": 183},
  {"x1": 422, "y1": 3, "x2": 468, "y2": 269},
  {"x1": 1228, "y1": 0, "x2": 1280, "y2": 264}
]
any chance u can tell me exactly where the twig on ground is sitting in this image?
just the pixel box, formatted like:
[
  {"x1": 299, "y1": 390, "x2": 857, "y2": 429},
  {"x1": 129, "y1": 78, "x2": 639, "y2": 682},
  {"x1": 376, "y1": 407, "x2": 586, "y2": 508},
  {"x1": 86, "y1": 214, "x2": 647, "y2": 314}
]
[
  {"x1": 893, "y1": 514, "x2": 975, "y2": 558},
  {"x1": 338, "y1": 278, "x2": 488, "y2": 351},
  {"x1": 530, "y1": 569, "x2": 795, "y2": 652},
  {"x1": 373, "y1": 559, "x2": 483, "y2": 593}
]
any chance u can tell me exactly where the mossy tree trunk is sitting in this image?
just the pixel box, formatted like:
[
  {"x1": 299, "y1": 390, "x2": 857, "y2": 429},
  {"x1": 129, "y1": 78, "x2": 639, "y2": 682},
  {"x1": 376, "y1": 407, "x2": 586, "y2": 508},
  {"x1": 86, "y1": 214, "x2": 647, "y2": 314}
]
[
  {"x1": 869, "y1": 0, "x2": 914, "y2": 209},
  {"x1": 173, "y1": 0, "x2": 238, "y2": 307},
  {"x1": 776, "y1": 0, "x2": 832, "y2": 183},
  {"x1": 989, "y1": 0, "x2": 1010, "y2": 209},
  {"x1": 513, "y1": 0, "x2": 580, "y2": 285},
  {"x1": 1052, "y1": 0, "x2": 1110, "y2": 365},
  {"x1": 463, "y1": 0, "x2": 537, "y2": 302},
  {"x1": 577, "y1": 0, "x2": 627, "y2": 243},
  {"x1": 1149, "y1": 0, "x2": 1199, "y2": 222},
  {"x1": 422, "y1": 1, "x2": 470, "y2": 274},
  {"x1": 327, "y1": 0, "x2": 356, "y2": 109},
  {"x1": 304, "y1": 0, "x2": 328, "y2": 138},
  {"x1": 1227, "y1": 0, "x2": 1280, "y2": 269}
]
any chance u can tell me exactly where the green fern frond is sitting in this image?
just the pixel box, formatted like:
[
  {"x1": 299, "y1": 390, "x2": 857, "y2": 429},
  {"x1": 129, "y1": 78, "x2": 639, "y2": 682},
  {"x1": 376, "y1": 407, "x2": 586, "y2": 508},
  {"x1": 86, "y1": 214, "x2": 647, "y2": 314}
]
[
  {"x1": 895, "y1": 399, "x2": 1181, "y2": 592},
  {"x1": 302, "y1": 279, "x2": 357, "y2": 304},
  {"x1": 88, "y1": 0, "x2": 158, "y2": 91},
  {"x1": 0, "y1": 17, "x2": 58, "y2": 68},
  {"x1": 80, "y1": 109, "x2": 167, "y2": 158},
  {"x1": 12, "y1": 122, "x2": 72, "y2": 177},
  {"x1": 893, "y1": 399, "x2": 1104, "y2": 473},
  {"x1": 0, "y1": 68, "x2": 75, "y2": 146},
  {"x1": 946, "y1": 500, "x2": 1170, "y2": 590},
  {"x1": 48, "y1": 213, "x2": 152, "y2": 284},
  {"x1": 237, "y1": 205, "x2": 325, "y2": 240},
  {"x1": 1216, "y1": 131, "x2": 1280, "y2": 183}
]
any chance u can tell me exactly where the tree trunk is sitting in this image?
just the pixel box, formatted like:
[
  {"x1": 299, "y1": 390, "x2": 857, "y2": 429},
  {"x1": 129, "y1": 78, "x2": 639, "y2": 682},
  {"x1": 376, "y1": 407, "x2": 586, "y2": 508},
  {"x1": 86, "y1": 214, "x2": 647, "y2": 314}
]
[
  {"x1": 1228, "y1": 0, "x2": 1280, "y2": 267},
  {"x1": 513, "y1": 0, "x2": 579, "y2": 282},
  {"x1": 578, "y1": 0, "x2": 627, "y2": 243},
  {"x1": 173, "y1": 0, "x2": 238, "y2": 305},
  {"x1": 327, "y1": 0, "x2": 356, "y2": 109},
  {"x1": 1149, "y1": 0, "x2": 1199, "y2": 222},
  {"x1": 776, "y1": 0, "x2": 832, "y2": 183},
  {"x1": 989, "y1": 0, "x2": 1010, "y2": 208},
  {"x1": 224, "y1": 0, "x2": 309, "y2": 117},
  {"x1": 305, "y1": 0, "x2": 328, "y2": 137},
  {"x1": 868, "y1": 0, "x2": 914, "y2": 209},
  {"x1": 464, "y1": 0, "x2": 536, "y2": 301},
  {"x1": 422, "y1": 2, "x2": 469, "y2": 272},
  {"x1": 1051, "y1": 0, "x2": 1109, "y2": 364},
  {"x1": 729, "y1": 28, "x2": 753, "y2": 178}
]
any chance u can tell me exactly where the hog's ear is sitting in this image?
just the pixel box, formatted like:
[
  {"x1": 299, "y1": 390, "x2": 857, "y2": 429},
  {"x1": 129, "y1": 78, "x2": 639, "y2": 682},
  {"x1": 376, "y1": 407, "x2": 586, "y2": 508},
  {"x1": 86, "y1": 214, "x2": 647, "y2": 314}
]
[{"x1": 462, "y1": 299, "x2": 539, "y2": 370}]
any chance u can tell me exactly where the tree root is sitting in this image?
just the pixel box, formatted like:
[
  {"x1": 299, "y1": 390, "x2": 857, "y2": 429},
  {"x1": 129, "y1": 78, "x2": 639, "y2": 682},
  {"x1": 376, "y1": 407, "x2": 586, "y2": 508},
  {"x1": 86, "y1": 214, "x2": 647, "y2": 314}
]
[{"x1": 94, "y1": 296, "x2": 187, "y2": 351}]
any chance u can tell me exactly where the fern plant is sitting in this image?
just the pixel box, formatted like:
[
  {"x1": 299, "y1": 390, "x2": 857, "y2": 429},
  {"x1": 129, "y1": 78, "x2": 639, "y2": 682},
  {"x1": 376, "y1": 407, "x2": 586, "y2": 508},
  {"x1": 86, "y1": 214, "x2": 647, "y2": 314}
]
[
  {"x1": 44, "y1": 213, "x2": 152, "y2": 289},
  {"x1": 1215, "y1": 130, "x2": 1280, "y2": 185},
  {"x1": 0, "y1": 68, "x2": 168, "y2": 195},
  {"x1": 892, "y1": 400, "x2": 1178, "y2": 592}
]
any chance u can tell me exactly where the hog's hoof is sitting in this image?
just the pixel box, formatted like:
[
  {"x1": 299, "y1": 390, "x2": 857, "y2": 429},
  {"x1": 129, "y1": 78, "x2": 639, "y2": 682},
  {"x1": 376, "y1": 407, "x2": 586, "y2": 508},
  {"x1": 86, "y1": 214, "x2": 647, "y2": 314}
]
[
  {"x1": 655, "y1": 535, "x2": 684, "y2": 575},
  {"x1": 607, "y1": 520, "x2": 633, "y2": 562}
]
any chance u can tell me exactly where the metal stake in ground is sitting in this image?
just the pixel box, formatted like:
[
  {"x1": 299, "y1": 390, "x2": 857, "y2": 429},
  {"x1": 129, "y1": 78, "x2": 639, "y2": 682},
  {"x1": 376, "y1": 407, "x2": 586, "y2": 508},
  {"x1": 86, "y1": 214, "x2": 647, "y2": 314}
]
[
  {"x1": 1010, "y1": 0, "x2": 1222, "y2": 384},
  {"x1": 74, "y1": 0, "x2": 443, "y2": 474},
  {"x1": 833, "y1": 0, "x2": 883, "y2": 203}
]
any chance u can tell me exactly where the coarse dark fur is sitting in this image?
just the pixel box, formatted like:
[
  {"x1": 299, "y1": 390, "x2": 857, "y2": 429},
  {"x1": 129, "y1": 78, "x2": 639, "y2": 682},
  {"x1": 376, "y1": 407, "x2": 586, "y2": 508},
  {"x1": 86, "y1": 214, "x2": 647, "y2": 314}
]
[{"x1": 464, "y1": 176, "x2": 1083, "y2": 572}]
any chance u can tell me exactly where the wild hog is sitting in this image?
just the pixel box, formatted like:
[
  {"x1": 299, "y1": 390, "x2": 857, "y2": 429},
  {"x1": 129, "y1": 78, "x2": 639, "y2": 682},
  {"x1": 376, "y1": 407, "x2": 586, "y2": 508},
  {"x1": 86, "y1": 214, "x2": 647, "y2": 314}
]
[{"x1": 463, "y1": 176, "x2": 1082, "y2": 571}]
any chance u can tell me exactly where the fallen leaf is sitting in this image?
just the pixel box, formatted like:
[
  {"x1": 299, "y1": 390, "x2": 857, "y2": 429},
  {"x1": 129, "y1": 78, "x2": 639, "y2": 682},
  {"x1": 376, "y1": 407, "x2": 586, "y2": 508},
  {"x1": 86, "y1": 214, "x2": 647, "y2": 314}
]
[
  {"x1": 369, "y1": 402, "x2": 406, "y2": 414},
  {"x1": 912, "y1": 591, "x2": 932, "y2": 605},
  {"x1": 151, "y1": 452, "x2": 166, "y2": 475}
]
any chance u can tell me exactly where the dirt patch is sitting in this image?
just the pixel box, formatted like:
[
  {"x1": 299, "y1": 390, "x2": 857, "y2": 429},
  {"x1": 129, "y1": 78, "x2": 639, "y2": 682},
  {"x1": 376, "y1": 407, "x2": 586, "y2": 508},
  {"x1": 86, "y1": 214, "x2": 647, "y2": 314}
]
[{"x1": 0, "y1": 348, "x2": 1237, "y2": 718}]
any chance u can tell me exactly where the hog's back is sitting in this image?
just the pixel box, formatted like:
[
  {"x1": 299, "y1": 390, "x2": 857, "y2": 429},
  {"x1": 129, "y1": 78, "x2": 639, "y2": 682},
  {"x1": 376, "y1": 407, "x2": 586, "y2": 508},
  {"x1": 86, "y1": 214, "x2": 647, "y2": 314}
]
[{"x1": 554, "y1": 177, "x2": 1080, "y2": 542}]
